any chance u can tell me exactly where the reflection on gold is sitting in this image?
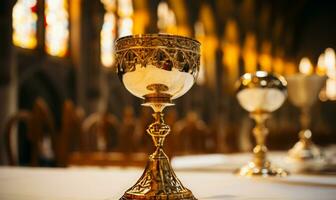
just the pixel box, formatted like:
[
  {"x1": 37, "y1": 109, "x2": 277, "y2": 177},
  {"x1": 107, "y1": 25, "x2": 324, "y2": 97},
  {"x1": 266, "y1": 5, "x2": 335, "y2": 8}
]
[
  {"x1": 243, "y1": 33, "x2": 257, "y2": 73},
  {"x1": 259, "y1": 41, "x2": 272, "y2": 72},
  {"x1": 45, "y1": 0, "x2": 69, "y2": 57},
  {"x1": 299, "y1": 57, "x2": 313, "y2": 75},
  {"x1": 12, "y1": 0, "x2": 38, "y2": 49}
]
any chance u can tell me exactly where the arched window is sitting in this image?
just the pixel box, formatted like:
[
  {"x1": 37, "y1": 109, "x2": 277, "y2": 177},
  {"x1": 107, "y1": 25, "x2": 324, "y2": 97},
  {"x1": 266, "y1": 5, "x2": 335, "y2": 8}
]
[
  {"x1": 13, "y1": 0, "x2": 69, "y2": 57},
  {"x1": 100, "y1": 0, "x2": 134, "y2": 68},
  {"x1": 45, "y1": 0, "x2": 69, "y2": 57}
]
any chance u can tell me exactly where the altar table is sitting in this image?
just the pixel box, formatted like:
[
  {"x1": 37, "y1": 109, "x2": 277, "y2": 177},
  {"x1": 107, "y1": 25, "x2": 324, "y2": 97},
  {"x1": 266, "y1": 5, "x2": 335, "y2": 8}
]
[{"x1": 1, "y1": 165, "x2": 336, "y2": 200}]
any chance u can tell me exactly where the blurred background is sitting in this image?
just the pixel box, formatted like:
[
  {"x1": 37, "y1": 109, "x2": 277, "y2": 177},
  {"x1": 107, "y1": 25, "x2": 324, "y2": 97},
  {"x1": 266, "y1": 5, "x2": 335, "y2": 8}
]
[{"x1": 0, "y1": 0, "x2": 335, "y2": 167}]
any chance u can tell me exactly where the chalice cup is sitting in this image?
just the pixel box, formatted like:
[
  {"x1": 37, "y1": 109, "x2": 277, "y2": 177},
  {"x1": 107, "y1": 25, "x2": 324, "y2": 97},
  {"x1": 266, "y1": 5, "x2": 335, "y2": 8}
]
[
  {"x1": 286, "y1": 74, "x2": 327, "y2": 166},
  {"x1": 236, "y1": 71, "x2": 288, "y2": 177},
  {"x1": 115, "y1": 34, "x2": 200, "y2": 200}
]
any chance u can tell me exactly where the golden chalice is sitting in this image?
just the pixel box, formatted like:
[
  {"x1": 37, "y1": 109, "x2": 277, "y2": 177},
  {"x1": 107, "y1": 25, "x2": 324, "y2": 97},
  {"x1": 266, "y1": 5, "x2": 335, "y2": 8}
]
[
  {"x1": 236, "y1": 71, "x2": 288, "y2": 177},
  {"x1": 286, "y1": 74, "x2": 327, "y2": 170},
  {"x1": 115, "y1": 34, "x2": 200, "y2": 200}
]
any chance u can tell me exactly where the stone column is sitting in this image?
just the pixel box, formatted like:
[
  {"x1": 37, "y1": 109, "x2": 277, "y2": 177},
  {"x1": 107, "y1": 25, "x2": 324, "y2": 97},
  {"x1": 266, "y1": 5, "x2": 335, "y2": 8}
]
[
  {"x1": 70, "y1": 0, "x2": 104, "y2": 114},
  {"x1": 0, "y1": 0, "x2": 17, "y2": 164}
]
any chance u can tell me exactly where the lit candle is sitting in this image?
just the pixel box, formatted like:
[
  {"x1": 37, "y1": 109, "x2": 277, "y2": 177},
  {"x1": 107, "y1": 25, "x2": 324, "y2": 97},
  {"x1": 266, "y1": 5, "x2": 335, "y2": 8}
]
[
  {"x1": 286, "y1": 57, "x2": 327, "y2": 164},
  {"x1": 316, "y1": 54, "x2": 326, "y2": 76},
  {"x1": 324, "y1": 48, "x2": 336, "y2": 78},
  {"x1": 299, "y1": 57, "x2": 313, "y2": 75},
  {"x1": 324, "y1": 48, "x2": 336, "y2": 100},
  {"x1": 286, "y1": 56, "x2": 326, "y2": 109}
]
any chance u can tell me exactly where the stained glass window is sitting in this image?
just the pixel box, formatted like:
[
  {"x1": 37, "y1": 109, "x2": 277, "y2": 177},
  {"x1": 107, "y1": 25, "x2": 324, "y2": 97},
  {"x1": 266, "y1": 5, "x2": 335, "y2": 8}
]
[
  {"x1": 100, "y1": 0, "x2": 133, "y2": 67},
  {"x1": 45, "y1": 0, "x2": 69, "y2": 57},
  {"x1": 101, "y1": 11, "x2": 117, "y2": 67},
  {"x1": 12, "y1": 0, "x2": 38, "y2": 49},
  {"x1": 117, "y1": 0, "x2": 133, "y2": 37}
]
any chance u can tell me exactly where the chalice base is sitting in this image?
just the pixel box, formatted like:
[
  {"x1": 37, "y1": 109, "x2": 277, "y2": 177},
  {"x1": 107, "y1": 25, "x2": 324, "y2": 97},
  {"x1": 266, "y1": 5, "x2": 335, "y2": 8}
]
[
  {"x1": 120, "y1": 149, "x2": 196, "y2": 200},
  {"x1": 238, "y1": 161, "x2": 288, "y2": 177},
  {"x1": 287, "y1": 140, "x2": 327, "y2": 172}
]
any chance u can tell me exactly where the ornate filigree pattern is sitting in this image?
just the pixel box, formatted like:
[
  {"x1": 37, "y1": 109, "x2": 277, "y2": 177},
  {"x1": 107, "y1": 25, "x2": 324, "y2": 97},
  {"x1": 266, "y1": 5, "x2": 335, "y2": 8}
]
[
  {"x1": 114, "y1": 34, "x2": 201, "y2": 80},
  {"x1": 116, "y1": 34, "x2": 199, "y2": 199},
  {"x1": 120, "y1": 112, "x2": 197, "y2": 200}
]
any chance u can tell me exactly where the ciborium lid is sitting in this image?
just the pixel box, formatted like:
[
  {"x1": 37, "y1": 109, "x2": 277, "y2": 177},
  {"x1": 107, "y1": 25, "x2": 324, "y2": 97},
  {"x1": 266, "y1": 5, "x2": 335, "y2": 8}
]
[
  {"x1": 236, "y1": 71, "x2": 287, "y2": 113},
  {"x1": 114, "y1": 34, "x2": 200, "y2": 103}
]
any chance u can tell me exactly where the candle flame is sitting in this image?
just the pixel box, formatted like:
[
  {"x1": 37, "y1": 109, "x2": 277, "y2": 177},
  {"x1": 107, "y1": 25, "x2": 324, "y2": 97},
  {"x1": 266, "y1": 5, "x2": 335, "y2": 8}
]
[
  {"x1": 316, "y1": 53, "x2": 326, "y2": 75},
  {"x1": 326, "y1": 79, "x2": 336, "y2": 100},
  {"x1": 299, "y1": 57, "x2": 313, "y2": 75},
  {"x1": 324, "y1": 48, "x2": 336, "y2": 78}
]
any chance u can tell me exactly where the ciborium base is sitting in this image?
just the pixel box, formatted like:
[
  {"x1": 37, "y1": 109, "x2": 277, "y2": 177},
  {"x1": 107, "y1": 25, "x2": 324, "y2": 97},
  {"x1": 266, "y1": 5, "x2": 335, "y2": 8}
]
[
  {"x1": 288, "y1": 130, "x2": 324, "y2": 162},
  {"x1": 288, "y1": 142, "x2": 324, "y2": 162},
  {"x1": 238, "y1": 161, "x2": 288, "y2": 177},
  {"x1": 237, "y1": 112, "x2": 288, "y2": 177},
  {"x1": 287, "y1": 132, "x2": 327, "y2": 172}
]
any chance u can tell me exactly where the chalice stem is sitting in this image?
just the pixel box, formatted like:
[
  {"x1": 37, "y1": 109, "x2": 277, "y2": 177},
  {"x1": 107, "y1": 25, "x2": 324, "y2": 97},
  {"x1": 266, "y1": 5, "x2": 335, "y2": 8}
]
[
  {"x1": 251, "y1": 112, "x2": 269, "y2": 167},
  {"x1": 148, "y1": 111, "x2": 169, "y2": 158},
  {"x1": 121, "y1": 105, "x2": 196, "y2": 199}
]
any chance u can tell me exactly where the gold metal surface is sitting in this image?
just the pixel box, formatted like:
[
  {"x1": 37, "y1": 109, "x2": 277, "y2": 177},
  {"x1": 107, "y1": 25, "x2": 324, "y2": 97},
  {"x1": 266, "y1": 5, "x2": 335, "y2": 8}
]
[
  {"x1": 286, "y1": 75, "x2": 327, "y2": 166},
  {"x1": 115, "y1": 33, "x2": 200, "y2": 81},
  {"x1": 114, "y1": 34, "x2": 200, "y2": 100},
  {"x1": 238, "y1": 112, "x2": 288, "y2": 177},
  {"x1": 236, "y1": 71, "x2": 288, "y2": 177},
  {"x1": 115, "y1": 34, "x2": 199, "y2": 200},
  {"x1": 237, "y1": 71, "x2": 287, "y2": 92}
]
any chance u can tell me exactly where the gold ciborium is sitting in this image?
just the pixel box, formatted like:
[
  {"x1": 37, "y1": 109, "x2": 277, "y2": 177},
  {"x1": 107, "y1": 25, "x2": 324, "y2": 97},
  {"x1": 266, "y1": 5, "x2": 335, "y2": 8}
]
[
  {"x1": 236, "y1": 71, "x2": 288, "y2": 177},
  {"x1": 286, "y1": 74, "x2": 327, "y2": 167},
  {"x1": 115, "y1": 34, "x2": 200, "y2": 200}
]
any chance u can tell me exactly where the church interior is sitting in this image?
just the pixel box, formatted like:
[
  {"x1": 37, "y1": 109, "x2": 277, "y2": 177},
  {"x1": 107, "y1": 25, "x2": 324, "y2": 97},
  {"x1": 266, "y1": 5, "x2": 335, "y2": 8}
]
[{"x1": 0, "y1": 0, "x2": 336, "y2": 199}]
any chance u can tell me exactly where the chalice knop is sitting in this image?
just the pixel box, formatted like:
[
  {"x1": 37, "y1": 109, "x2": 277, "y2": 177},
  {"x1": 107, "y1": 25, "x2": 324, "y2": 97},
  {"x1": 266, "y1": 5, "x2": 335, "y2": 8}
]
[
  {"x1": 115, "y1": 34, "x2": 200, "y2": 200},
  {"x1": 286, "y1": 74, "x2": 327, "y2": 168},
  {"x1": 236, "y1": 71, "x2": 288, "y2": 177}
]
